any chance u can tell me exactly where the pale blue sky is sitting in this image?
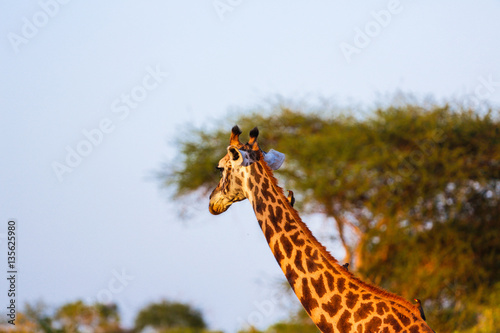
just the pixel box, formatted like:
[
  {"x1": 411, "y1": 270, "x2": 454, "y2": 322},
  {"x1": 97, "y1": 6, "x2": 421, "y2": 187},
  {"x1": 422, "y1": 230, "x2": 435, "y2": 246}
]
[{"x1": 1, "y1": 1, "x2": 499, "y2": 332}]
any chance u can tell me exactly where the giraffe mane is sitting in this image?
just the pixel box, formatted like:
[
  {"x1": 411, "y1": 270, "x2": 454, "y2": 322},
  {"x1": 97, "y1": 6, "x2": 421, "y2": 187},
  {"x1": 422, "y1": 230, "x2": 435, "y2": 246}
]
[{"x1": 255, "y1": 152, "x2": 419, "y2": 313}]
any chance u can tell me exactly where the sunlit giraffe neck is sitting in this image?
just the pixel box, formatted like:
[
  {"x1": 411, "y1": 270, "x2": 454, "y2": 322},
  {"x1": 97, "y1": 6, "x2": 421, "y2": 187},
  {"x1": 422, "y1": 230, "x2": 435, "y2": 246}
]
[{"x1": 209, "y1": 126, "x2": 435, "y2": 333}]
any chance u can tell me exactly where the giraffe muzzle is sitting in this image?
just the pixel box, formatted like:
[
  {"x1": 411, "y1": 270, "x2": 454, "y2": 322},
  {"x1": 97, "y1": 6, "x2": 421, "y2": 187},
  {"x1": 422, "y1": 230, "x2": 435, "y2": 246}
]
[
  {"x1": 208, "y1": 191, "x2": 231, "y2": 215},
  {"x1": 209, "y1": 201, "x2": 232, "y2": 215}
]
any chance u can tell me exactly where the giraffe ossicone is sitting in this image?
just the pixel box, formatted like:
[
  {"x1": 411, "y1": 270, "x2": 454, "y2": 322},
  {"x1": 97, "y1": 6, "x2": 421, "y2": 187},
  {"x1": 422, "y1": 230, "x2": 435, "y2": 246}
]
[{"x1": 209, "y1": 126, "x2": 435, "y2": 333}]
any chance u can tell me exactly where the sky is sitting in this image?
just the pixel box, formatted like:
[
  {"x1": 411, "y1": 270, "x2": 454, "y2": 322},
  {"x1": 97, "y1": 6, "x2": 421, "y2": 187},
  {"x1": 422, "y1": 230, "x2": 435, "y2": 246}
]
[{"x1": 1, "y1": 1, "x2": 500, "y2": 332}]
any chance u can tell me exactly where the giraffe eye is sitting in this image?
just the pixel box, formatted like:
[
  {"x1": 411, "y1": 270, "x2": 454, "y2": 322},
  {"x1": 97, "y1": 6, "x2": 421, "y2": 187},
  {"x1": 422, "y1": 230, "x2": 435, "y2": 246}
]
[{"x1": 215, "y1": 166, "x2": 223, "y2": 175}]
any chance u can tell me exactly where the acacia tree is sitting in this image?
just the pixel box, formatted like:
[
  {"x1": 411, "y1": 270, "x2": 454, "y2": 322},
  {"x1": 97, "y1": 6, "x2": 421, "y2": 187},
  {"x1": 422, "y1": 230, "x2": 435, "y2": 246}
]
[
  {"x1": 134, "y1": 300, "x2": 206, "y2": 332},
  {"x1": 161, "y1": 102, "x2": 500, "y2": 332},
  {"x1": 21, "y1": 300, "x2": 124, "y2": 333},
  {"x1": 54, "y1": 301, "x2": 122, "y2": 333}
]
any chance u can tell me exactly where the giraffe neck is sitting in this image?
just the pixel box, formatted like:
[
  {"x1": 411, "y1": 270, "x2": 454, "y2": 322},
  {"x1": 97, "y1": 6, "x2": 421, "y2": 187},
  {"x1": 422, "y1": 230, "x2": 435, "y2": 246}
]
[{"x1": 244, "y1": 160, "x2": 434, "y2": 333}]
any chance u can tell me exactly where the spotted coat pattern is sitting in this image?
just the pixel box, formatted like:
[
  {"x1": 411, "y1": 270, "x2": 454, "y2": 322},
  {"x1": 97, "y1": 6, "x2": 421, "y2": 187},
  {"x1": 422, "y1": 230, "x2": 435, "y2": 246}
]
[{"x1": 209, "y1": 126, "x2": 435, "y2": 333}]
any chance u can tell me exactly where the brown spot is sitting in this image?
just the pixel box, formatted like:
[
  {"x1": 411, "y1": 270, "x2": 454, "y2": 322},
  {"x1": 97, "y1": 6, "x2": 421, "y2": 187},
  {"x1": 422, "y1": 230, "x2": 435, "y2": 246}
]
[
  {"x1": 409, "y1": 325, "x2": 420, "y2": 333},
  {"x1": 376, "y1": 302, "x2": 389, "y2": 315},
  {"x1": 337, "y1": 277, "x2": 346, "y2": 293},
  {"x1": 336, "y1": 310, "x2": 352, "y2": 332},
  {"x1": 235, "y1": 177, "x2": 242, "y2": 186},
  {"x1": 294, "y1": 250, "x2": 306, "y2": 273},
  {"x1": 261, "y1": 178, "x2": 276, "y2": 203},
  {"x1": 384, "y1": 314, "x2": 403, "y2": 332},
  {"x1": 356, "y1": 323, "x2": 363, "y2": 333},
  {"x1": 305, "y1": 246, "x2": 319, "y2": 260},
  {"x1": 328, "y1": 263, "x2": 340, "y2": 275},
  {"x1": 284, "y1": 216, "x2": 297, "y2": 232},
  {"x1": 249, "y1": 150, "x2": 260, "y2": 161},
  {"x1": 285, "y1": 219, "x2": 297, "y2": 232},
  {"x1": 254, "y1": 197, "x2": 266, "y2": 215},
  {"x1": 264, "y1": 225, "x2": 274, "y2": 244},
  {"x1": 306, "y1": 259, "x2": 316, "y2": 273},
  {"x1": 253, "y1": 165, "x2": 262, "y2": 184},
  {"x1": 275, "y1": 206, "x2": 283, "y2": 223},
  {"x1": 354, "y1": 302, "x2": 374, "y2": 321},
  {"x1": 260, "y1": 182, "x2": 271, "y2": 199},
  {"x1": 345, "y1": 291, "x2": 359, "y2": 309},
  {"x1": 273, "y1": 242, "x2": 284, "y2": 264},
  {"x1": 285, "y1": 264, "x2": 299, "y2": 289},
  {"x1": 348, "y1": 282, "x2": 360, "y2": 291},
  {"x1": 392, "y1": 306, "x2": 411, "y2": 326},
  {"x1": 280, "y1": 235, "x2": 294, "y2": 258},
  {"x1": 268, "y1": 206, "x2": 282, "y2": 232},
  {"x1": 311, "y1": 275, "x2": 327, "y2": 298},
  {"x1": 300, "y1": 278, "x2": 319, "y2": 314},
  {"x1": 247, "y1": 178, "x2": 254, "y2": 191},
  {"x1": 364, "y1": 316, "x2": 382, "y2": 332},
  {"x1": 290, "y1": 231, "x2": 305, "y2": 247},
  {"x1": 322, "y1": 294, "x2": 342, "y2": 317},
  {"x1": 317, "y1": 315, "x2": 334, "y2": 333},
  {"x1": 324, "y1": 271, "x2": 335, "y2": 289},
  {"x1": 361, "y1": 293, "x2": 372, "y2": 300}
]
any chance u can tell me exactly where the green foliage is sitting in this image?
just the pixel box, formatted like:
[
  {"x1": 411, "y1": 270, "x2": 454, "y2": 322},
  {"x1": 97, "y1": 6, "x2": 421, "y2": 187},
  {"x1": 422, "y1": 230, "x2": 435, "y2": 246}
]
[
  {"x1": 134, "y1": 300, "x2": 206, "y2": 332},
  {"x1": 153, "y1": 329, "x2": 223, "y2": 333},
  {"x1": 266, "y1": 308, "x2": 319, "y2": 333},
  {"x1": 23, "y1": 300, "x2": 60, "y2": 333},
  {"x1": 19, "y1": 300, "x2": 124, "y2": 333},
  {"x1": 54, "y1": 301, "x2": 121, "y2": 333},
  {"x1": 17, "y1": 300, "x2": 218, "y2": 333},
  {"x1": 237, "y1": 308, "x2": 319, "y2": 333},
  {"x1": 161, "y1": 102, "x2": 500, "y2": 333}
]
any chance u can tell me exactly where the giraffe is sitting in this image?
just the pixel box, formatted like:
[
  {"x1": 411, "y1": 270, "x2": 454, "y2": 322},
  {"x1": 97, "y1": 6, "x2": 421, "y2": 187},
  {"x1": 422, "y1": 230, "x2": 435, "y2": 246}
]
[{"x1": 209, "y1": 126, "x2": 435, "y2": 333}]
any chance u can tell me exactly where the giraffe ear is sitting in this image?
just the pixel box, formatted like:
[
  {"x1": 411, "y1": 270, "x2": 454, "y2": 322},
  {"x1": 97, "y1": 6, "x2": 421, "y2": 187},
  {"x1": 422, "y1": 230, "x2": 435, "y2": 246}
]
[
  {"x1": 263, "y1": 149, "x2": 285, "y2": 170},
  {"x1": 228, "y1": 146, "x2": 242, "y2": 162},
  {"x1": 228, "y1": 146, "x2": 252, "y2": 167}
]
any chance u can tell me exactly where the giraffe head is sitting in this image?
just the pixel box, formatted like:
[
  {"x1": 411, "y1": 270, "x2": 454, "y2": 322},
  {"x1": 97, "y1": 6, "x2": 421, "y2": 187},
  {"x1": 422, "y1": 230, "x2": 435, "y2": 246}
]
[{"x1": 209, "y1": 125, "x2": 285, "y2": 215}]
